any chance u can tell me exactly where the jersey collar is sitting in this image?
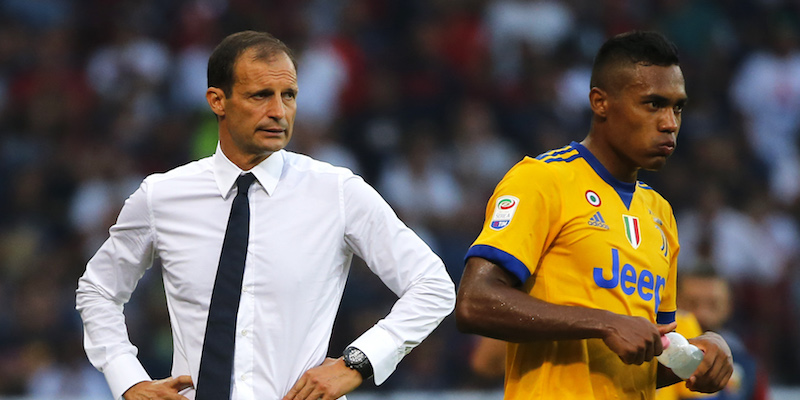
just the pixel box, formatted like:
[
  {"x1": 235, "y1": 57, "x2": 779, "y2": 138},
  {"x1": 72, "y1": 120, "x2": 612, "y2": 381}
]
[{"x1": 570, "y1": 141, "x2": 636, "y2": 209}]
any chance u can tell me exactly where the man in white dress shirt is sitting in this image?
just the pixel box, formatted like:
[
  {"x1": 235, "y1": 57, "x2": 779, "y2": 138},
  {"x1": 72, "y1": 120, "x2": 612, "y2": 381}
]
[{"x1": 76, "y1": 30, "x2": 456, "y2": 400}]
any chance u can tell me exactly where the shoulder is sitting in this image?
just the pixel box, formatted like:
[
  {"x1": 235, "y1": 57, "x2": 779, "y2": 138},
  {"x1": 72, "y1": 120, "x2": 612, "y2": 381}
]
[
  {"x1": 636, "y1": 181, "x2": 674, "y2": 211},
  {"x1": 138, "y1": 157, "x2": 215, "y2": 200},
  {"x1": 502, "y1": 146, "x2": 582, "y2": 186},
  {"x1": 143, "y1": 157, "x2": 213, "y2": 186},
  {"x1": 282, "y1": 150, "x2": 357, "y2": 179}
]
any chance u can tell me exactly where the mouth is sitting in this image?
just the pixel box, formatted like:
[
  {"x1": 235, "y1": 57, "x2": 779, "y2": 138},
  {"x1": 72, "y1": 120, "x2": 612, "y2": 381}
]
[
  {"x1": 656, "y1": 142, "x2": 675, "y2": 156},
  {"x1": 258, "y1": 127, "x2": 286, "y2": 136}
]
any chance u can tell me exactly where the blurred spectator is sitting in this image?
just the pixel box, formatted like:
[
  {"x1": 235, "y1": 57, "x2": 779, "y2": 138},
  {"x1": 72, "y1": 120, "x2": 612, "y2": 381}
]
[
  {"x1": 378, "y1": 121, "x2": 464, "y2": 256},
  {"x1": 676, "y1": 184, "x2": 799, "y2": 286},
  {"x1": 450, "y1": 98, "x2": 519, "y2": 194},
  {"x1": 485, "y1": 0, "x2": 575, "y2": 81},
  {"x1": 678, "y1": 266, "x2": 772, "y2": 400},
  {"x1": 730, "y1": 18, "x2": 800, "y2": 206}
]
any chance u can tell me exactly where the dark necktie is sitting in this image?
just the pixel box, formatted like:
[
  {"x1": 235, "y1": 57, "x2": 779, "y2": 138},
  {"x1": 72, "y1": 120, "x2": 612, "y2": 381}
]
[{"x1": 197, "y1": 173, "x2": 256, "y2": 400}]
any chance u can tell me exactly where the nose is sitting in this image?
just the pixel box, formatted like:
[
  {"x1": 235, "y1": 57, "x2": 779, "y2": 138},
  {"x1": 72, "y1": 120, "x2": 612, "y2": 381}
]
[
  {"x1": 264, "y1": 96, "x2": 286, "y2": 120},
  {"x1": 659, "y1": 109, "x2": 679, "y2": 133}
]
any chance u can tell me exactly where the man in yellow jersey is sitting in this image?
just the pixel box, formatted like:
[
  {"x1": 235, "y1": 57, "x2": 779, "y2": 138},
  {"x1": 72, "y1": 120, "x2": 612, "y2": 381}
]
[{"x1": 455, "y1": 31, "x2": 733, "y2": 399}]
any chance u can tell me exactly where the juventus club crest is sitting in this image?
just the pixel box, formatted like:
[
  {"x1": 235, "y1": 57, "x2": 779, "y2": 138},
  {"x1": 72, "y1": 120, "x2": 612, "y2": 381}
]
[{"x1": 622, "y1": 215, "x2": 641, "y2": 249}]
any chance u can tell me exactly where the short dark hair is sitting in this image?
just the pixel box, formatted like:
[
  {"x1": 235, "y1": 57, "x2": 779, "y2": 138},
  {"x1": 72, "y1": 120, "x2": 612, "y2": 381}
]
[
  {"x1": 590, "y1": 31, "x2": 680, "y2": 90},
  {"x1": 207, "y1": 31, "x2": 296, "y2": 97}
]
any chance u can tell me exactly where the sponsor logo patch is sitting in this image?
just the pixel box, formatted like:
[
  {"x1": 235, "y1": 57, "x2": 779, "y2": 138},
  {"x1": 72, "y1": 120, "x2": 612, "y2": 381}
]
[
  {"x1": 585, "y1": 190, "x2": 601, "y2": 207},
  {"x1": 490, "y1": 195, "x2": 519, "y2": 230},
  {"x1": 588, "y1": 211, "x2": 609, "y2": 230}
]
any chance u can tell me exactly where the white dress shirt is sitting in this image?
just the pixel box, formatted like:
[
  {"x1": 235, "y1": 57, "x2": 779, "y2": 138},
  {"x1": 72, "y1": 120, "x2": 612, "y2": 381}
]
[{"x1": 76, "y1": 146, "x2": 456, "y2": 400}]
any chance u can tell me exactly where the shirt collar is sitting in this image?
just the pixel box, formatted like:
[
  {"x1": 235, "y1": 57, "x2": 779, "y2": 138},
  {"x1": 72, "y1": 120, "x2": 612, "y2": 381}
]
[{"x1": 213, "y1": 143, "x2": 284, "y2": 198}]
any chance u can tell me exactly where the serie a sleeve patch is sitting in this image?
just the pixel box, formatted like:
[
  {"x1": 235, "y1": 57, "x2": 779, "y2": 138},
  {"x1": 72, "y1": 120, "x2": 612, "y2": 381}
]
[{"x1": 490, "y1": 195, "x2": 520, "y2": 230}]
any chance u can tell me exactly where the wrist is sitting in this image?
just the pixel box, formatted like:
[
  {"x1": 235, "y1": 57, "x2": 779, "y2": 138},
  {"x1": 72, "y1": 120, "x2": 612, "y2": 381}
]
[
  {"x1": 593, "y1": 310, "x2": 619, "y2": 339},
  {"x1": 342, "y1": 346, "x2": 374, "y2": 380}
]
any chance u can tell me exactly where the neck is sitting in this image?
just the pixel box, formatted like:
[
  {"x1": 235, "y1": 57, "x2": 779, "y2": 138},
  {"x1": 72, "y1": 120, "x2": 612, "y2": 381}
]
[
  {"x1": 219, "y1": 144, "x2": 273, "y2": 171},
  {"x1": 579, "y1": 135, "x2": 638, "y2": 183}
]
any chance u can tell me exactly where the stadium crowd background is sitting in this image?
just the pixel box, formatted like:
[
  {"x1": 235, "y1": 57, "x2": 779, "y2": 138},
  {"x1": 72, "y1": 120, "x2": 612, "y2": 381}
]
[{"x1": 0, "y1": 0, "x2": 799, "y2": 397}]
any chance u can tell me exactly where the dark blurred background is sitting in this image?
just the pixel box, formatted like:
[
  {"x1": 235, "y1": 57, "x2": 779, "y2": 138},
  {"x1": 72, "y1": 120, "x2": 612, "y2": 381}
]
[{"x1": 1, "y1": 0, "x2": 799, "y2": 398}]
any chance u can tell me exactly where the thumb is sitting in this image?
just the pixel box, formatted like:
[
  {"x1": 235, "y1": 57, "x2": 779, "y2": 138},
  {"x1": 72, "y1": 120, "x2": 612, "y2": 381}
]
[
  {"x1": 168, "y1": 375, "x2": 194, "y2": 391},
  {"x1": 657, "y1": 321, "x2": 678, "y2": 335}
]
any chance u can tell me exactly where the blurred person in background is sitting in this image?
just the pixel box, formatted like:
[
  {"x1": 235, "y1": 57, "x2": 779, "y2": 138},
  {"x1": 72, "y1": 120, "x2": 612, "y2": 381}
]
[
  {"x1": 677, "y1": 184, "x2": 800, "y2": 382},
  {"x1": 729, "y1": 18, "x2": 800, "y2": 207},
  {"x1": 655, "y1": 310, "x2": 713, "y2": 400},
  {"x1": 678, "y1": 266, "x2": 771, "y2": 400},
  {"x1": 456, "y1": 31, "x2": 732, "y2": 399},
  {"x1": 75, "y1": 30, "x2": 455, "y2": 400}
]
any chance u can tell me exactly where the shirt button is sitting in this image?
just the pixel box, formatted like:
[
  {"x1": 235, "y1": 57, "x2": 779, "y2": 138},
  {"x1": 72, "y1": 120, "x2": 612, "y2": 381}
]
[
  {"x1": 242, "y1": 286, "x2": 249, "y2": 293},
  {"x1": 241, "y1": 330, "x2": 249, "y2": 337},
  {"x1": 241, "y1": 373, "x2": 250, "y2": 381}
]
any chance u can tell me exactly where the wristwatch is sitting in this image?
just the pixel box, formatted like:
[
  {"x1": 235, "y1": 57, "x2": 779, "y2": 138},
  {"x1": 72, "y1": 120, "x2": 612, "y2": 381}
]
[{"x1": 342, "y1": 346, "x2": 374, "y2": 380}]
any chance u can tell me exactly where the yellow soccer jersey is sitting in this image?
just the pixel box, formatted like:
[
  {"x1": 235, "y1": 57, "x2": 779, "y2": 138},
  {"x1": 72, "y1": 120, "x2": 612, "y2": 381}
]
[{"x1": 465, "y1": 142, "x2": 679, "y2": 400}]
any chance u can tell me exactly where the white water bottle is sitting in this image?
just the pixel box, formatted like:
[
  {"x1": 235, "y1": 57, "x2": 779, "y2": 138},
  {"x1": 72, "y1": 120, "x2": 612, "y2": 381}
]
[{"x1": 657, "y1": 332, "x2": 704, "y2": 380}]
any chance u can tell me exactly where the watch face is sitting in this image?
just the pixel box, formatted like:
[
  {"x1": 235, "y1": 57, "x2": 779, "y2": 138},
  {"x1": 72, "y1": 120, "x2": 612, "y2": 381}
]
[{"x1": 347, "y1": 347, "x2": 366, "y2": 364}]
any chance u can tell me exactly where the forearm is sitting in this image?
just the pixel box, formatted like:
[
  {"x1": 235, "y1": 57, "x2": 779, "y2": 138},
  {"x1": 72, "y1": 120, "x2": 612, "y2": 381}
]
[
  {"x1": 77, "y1": 278, "x2": 151, "y2": 399},
  {"x1": 656, "y1": 363, "x2": 682, "y2": 388},
  {"x1": 456, "y1": 257, "x2": 614, "y2": 343},
  {"x1": 351, "y1": 264, "x2": 455, "y2": 384}
]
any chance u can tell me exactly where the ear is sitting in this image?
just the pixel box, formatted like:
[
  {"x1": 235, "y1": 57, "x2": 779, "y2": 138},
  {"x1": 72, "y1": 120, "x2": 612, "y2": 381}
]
[
  {"x1": 206, "y1": 87, "x2": 226, "y2": 117},
  {"x1": 589, "y1": 87, "x2": 609, "y2": 118}
]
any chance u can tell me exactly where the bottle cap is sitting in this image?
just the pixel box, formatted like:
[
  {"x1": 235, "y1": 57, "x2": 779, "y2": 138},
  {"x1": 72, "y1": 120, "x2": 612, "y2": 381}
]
[{"x1": 661, "y1": 335, "x2": 671, "y2": 349}]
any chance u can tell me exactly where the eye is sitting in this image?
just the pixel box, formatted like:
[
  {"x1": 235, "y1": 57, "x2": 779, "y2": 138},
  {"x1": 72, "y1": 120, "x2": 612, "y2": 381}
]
[{"x1": 282, "y1": 91, "x2": 296, "y2": 100}]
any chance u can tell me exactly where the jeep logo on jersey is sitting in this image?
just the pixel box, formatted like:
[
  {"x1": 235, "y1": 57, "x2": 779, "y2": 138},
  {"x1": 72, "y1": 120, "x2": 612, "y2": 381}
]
[
  {"x1": 622, "y1": 215, "x2": 641, "y2": 249},
  {"x1": 490, "y1": 195, "x2": 519, "y2": 230},
  {"x1": 593, "y1": 248, "x2": 666, "y2": 312}
]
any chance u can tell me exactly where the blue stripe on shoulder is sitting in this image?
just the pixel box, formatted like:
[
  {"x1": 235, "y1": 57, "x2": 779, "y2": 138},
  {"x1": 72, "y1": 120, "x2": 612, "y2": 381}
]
[
  {"x1": 656, "y1": 311, "x2": 676, "y2": 325},
  {"x1": 542, "y1": 153, "x2": 581, "y2": 163},
  {"x1": 637, "y1": 181, "x2": 654, "y2": 190},
  {"x1": 535, "y1": 145, "x2": 574, "y2": 160},
  {"x1": 465, "y1": 244, "x2": 531, "y2": 283}
]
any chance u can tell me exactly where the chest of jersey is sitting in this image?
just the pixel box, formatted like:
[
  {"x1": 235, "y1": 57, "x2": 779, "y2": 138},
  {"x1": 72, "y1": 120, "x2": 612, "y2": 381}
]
[{"x1": 529, "y1": 177, "x2": 674, "y2": 320}]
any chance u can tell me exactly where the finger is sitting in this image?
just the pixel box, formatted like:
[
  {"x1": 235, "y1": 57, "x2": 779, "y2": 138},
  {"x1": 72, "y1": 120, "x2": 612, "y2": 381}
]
[
  {"x1": 624, "y1": 347, "x2": 645, "y2": 365},
  {"x1": 705, "y1": 353, "x2": 733, "y2": 390},
  {"x1": 657, "y1": 322, "x2": 678, "y2": 335},
  {"x1": 169, "y1": 375, "x2": 195, "y2": 391},
  {"x1": 689, "y1": 355, "x2": 726, "y2": 393},
  {"x1": 644, "y1": 341, "x2": 655, "y2": 362},
  {"x1": 283, "y1": 378, "x2": 305, "y2": 400},
  {"x1": 294, "y1": 379, "x2": 316, "y2": 400}
]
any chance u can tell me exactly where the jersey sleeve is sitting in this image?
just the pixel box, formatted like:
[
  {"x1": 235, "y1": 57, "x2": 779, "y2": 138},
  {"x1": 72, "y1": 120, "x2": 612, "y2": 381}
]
[{"x1": 465, "y1": 158, "x2": 561, "y2": 283}]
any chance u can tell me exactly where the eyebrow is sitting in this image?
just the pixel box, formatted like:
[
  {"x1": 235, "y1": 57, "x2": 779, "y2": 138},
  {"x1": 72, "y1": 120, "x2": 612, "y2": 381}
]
[
  {"x1": 249, "y1": 87, "x2": 298, "y2": 96},
  {"x1": 642, "y1": 94, "x2": 688, "y2": 107}
]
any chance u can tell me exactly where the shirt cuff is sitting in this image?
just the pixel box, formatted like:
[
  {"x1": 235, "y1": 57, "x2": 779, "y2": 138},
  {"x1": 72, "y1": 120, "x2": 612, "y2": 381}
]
[
  {"x1": 348, "y1": 326, "x2": 401, "y2": 385},
  {"x1": 103, "y1": 353, "x2": 152, "y2": 400}
]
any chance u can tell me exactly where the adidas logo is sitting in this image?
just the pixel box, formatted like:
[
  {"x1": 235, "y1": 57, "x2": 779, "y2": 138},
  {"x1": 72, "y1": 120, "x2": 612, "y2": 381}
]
[{"x1": 588, "y1": 211, "x2": 609, "y2": 230}]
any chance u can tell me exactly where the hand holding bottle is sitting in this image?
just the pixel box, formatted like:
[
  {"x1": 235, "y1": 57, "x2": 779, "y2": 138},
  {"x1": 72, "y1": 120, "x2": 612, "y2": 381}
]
[{"x1": 657, "y1": 331, "x2": 704, "y2": 380}]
